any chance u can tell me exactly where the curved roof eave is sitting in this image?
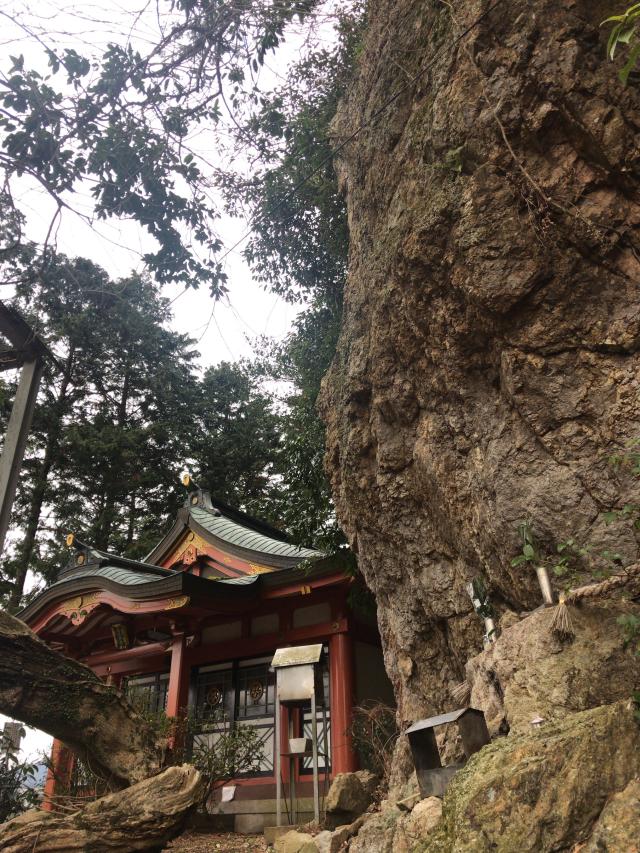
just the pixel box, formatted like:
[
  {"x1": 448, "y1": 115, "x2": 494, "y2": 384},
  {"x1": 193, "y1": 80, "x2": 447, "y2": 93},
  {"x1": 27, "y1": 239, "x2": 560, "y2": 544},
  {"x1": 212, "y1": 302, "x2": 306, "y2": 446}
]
[
  {"x1": 143, "y1": 506, "x2": 324, "y2": 571},
  {"x1": 19, "y1": 567, "x2": 261, "y2": 625}
]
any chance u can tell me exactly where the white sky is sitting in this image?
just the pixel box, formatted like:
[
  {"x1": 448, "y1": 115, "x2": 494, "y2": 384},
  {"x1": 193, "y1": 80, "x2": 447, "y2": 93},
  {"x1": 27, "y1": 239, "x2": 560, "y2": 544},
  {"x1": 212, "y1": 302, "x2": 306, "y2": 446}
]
[
  {"x1": 0, "y1": 0, "x2": 327, "y2": 371},
  {"x1": 1, "y1": 0, "x2": 342, "y2": 763}
]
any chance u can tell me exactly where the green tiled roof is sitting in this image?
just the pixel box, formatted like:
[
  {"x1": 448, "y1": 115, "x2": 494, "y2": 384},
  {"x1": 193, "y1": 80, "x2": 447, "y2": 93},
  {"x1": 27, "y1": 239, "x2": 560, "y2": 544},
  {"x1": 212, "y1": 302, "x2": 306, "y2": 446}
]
[
  {"x1": 50, "y1": 565, "x2": 165, "y2": 587},
  {"x1": 50, "y1": 564, "x2": 261, "y2": 590},
  {"x1": 190, "y1": 505, "x2": 322, "y2": 560}
]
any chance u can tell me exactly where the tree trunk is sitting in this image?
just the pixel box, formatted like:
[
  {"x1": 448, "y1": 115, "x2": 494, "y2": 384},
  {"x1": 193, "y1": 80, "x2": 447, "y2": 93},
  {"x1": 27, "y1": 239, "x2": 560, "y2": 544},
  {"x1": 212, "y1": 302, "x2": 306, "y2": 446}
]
[
  {"x1": 0, "y1": 764, "x2": 201, "y2": 852},
  {"x1": 94, "y1": 365, "x2": 131, "y2": 550},
  {"x1": 0, "y1": 611, "x2": 201, "y2": 849},
  {"x1": 320, "y1": 0, "x2": 640, "y2": 733},
  {"x1": 0, "y1": 610, "x2": 162, "y2": 788}
]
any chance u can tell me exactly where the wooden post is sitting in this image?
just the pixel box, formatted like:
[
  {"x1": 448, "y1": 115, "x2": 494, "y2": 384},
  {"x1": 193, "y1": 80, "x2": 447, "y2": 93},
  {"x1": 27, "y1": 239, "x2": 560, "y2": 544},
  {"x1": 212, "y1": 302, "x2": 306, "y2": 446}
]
[
  {"x1": 329, "y1": 631, "x2": 358, "y2": 774},
  {"x1": 166, "y1": 633, "x2": 189, "y2": 718},
  {"x1": 42, "y1": 738, "x2": 74, "y2": 812},
  {"x1": 0, "y1": 357, "x2": 43, "y2": 556}
]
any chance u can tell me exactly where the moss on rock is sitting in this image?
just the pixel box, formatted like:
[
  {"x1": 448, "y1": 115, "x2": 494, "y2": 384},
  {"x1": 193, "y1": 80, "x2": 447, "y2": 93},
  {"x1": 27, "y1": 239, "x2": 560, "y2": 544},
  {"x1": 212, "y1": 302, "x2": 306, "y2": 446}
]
[{"x1": 419, "y1": 700, "x2": 640, "y2": 852}]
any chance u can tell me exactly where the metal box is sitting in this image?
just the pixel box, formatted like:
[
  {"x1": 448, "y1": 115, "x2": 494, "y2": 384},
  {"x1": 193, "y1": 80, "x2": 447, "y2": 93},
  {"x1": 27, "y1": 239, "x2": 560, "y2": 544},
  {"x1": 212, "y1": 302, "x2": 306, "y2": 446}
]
[
  {"x1": 271, "y1": 644, "x2": 324, "y2": 706},
  {"x1": 406, "y1": 708, "x2": 490, "y2": 798},
  {"x1": 288, "y1": 737, "x2": 312, "y2": 755}
]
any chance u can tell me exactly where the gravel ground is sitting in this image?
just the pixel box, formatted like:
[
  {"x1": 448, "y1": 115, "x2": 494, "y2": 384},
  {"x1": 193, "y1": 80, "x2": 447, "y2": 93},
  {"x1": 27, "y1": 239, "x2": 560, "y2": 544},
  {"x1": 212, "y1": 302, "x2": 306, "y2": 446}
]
[{"x1": 164, "y1": 831, "x2": 268, "y2": 852}]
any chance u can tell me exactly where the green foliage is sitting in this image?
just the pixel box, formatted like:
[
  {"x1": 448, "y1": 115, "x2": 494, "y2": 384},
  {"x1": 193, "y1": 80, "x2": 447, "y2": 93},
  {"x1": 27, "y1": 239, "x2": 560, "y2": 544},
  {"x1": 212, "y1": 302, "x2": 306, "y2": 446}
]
[
  {"x1": 190, "y1": 725, "x2": 264, "y2": 811},
  {"x1": 511, "y1": 520, "x2": 614, "y2": 589},
  {"x1": 190, "y1": 360, "x2": 283, "y2": 524},
  {"x1": 0, "y1": 1, "x2": 327, "y2": 288},
  {"x1": 252, "y1": 315, "x2": 346, "y2": 552},
  {"x1": 125, "y1": 688, "x2": 264, "y2": 811},
  {"x1": 609, "y1": 437, "x2": 640, "y2": 474},
  {"x1": 0, "y1": 727, "x2": 40, "y2": 822},
  {"x1": 226, "y1": 4, "x2": 362, "y2": 306},
  {"x1": 213, "y1": 3, "x2": 363, "y2": 552},
  {"x1": 1, "y1": 253, "x2": 201, "y2": 605},
  {"x1": 1, "y1": 249, "x2": 347, "y2": 606},
  {"x1": 0, "y1": 0, "x2": 365, "y2": 601},
  {"x1": 617, "y1": 613, "x2": 640, "y2": 656},
  {"x1": 602, "y1": 4, "x2": 640, "y2": 84},
  {"x1": 469, "y1": 576, "x2": 495, "y2": 621}
]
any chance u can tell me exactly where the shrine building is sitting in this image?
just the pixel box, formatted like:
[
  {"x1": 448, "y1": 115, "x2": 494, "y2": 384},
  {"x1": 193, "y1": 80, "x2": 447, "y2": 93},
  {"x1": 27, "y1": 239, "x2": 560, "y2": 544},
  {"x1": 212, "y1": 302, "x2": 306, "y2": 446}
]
[{"x1": 20, "y1": 487, "x2": 393, "y2": 832}]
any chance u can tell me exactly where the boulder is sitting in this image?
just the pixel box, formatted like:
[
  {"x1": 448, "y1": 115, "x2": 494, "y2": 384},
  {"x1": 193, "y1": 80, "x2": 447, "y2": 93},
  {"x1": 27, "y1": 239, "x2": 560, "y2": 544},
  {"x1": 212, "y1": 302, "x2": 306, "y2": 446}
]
[
  {"x1": 347, "y1": 797, "x2": 442, "y2": 853},
  {"x1": 392, "y1": 797, "x2": 444, "y2": 853},
  {"x1": 354, "y1": 769, "x2": 379, "y2": 800},
  {"x1": 404, "y1": 797, "x2": 443, "y2": 840},
  {"x1": 348, "y1": 811, "x2": 402, "y2": 853},
  {"x1": 312, "y1": 830, "x2": 333, "y2": 853},
  {"x1": 314, "y1": 816, "x2": 367, "y2": 853},
  {"x1": 324, "y1": 771, "x2": 375, "y2": 827},
  {"x1": 422, "y1": 700, "x2": 640, "y2": 852},
  {"x1": 584, "y1": 778, "x2": 640, "y2": 853},
  {"x1": 465, "y1": 601, "x2": 640, "y2": 735},
  {"x1": 274, "y1": 830, "x2": 319, "y2": 853}
]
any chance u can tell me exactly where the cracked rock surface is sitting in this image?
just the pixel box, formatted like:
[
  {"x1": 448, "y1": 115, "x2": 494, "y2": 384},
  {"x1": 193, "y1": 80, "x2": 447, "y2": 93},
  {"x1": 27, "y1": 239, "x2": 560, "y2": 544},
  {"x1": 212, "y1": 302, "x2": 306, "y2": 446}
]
[{"x1": 320, "y1": 0, "x2": 640, "y2": 728}]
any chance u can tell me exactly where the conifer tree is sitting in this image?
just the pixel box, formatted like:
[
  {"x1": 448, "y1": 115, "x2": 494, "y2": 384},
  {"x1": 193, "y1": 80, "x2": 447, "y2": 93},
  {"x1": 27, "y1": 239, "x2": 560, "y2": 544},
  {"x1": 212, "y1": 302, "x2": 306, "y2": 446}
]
[{"x1": 2, "y1": 255, "x2": 199, "y2": 607}]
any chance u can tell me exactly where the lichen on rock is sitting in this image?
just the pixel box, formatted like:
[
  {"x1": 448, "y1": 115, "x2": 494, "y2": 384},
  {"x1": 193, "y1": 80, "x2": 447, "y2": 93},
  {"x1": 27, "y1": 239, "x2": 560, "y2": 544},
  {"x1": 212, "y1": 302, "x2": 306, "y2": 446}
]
[
  {"x1": 320, "y1": 0, "x2": 640, "y2": 744},
  {"x1": 465, "y1": 600, "x2": 640, "y2": 735},
  {"x1": 419, "y1": 700, "x2": 640, "y2": 852}
]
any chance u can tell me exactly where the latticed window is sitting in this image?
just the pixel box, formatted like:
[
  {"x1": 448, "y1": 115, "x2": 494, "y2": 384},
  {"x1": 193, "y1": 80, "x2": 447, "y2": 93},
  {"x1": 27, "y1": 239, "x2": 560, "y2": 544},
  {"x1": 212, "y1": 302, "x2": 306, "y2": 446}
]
[
  {"x1": 236, "y1": 663, "x2": 275, "y2": 719},
  {"x1": 301, "y1": 665, "x2": 331, "y2": 772},
  {"x1": 123, "y1": 672, "x2": 169, "y2": 714},
  {"x1": 194, "y1": 665, "x2": 234, "y2": 727},
  {"x1": 192, "y1": 658, "x2": 277, "y2": 775}
]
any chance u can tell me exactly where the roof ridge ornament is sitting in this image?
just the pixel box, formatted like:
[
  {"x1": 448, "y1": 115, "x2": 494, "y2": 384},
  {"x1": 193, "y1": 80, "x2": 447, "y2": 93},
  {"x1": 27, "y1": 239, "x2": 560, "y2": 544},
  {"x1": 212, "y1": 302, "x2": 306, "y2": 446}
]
[
  {"x1": 181, "y1": 472, "x2": 218, "y2": 513},
  {"x1": 64, "y1": 532, "x2": 96, "y2": 569}
]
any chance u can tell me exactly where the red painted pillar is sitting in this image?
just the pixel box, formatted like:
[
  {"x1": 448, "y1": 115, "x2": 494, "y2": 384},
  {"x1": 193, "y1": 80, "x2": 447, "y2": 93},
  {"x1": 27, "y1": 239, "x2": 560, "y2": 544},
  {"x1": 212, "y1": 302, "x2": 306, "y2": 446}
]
[
  {"x1": 329, "y1": 630, "x2": 358, "y2": 773},
  {"x1": 166, "y1": 633, "x2": 190, "y2": 718},
  {"x1": 42, "y1": 738, "x2": 74, "y2": 811}
]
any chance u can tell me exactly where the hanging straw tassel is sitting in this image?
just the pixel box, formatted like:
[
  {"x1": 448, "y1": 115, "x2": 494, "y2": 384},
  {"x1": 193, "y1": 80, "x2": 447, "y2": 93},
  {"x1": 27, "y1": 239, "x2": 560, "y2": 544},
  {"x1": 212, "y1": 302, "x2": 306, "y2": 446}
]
[
  {"x1": 550, "y1": 593, "x2": 574, "y2": 639},
  {"x1": 451, "y1": 680, "x2": 471, "y2": 705},
  {"x1": 549, "y1": 561, "x2": 640, "y2": 639}
]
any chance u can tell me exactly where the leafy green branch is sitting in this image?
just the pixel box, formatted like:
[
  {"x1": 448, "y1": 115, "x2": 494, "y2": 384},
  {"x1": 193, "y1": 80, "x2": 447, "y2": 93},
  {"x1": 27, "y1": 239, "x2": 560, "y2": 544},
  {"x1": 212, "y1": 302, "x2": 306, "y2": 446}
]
[
  {"x1": 602, "y1": 4, "x2": 640, "y2": 84},
  {"x1": 510, "y1": 520, "x2": 594, "y2": 588}
]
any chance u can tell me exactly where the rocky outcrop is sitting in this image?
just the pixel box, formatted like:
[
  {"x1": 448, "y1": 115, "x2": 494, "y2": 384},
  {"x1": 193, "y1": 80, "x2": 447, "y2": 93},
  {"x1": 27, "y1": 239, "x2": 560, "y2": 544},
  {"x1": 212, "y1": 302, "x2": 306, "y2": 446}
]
[
  {"x1": 422, "y1": 700, "x2": 640, "y2": 852},
  {"x1": 345, "y1": 795, "x2": 442, "y2": 853},
  {"x1": 324, "y1": 770, "x2": 378, "y2": 827},
  {"x1": 320, "y1": 0, "x2": 640, "y2": 728},
  {"x1": 314, "y1": 816, "x2": 367, "y2": 853},
  {"x1": 274, "y1": 830, "x2": 320, "y2": 853},
  {"x1": 347, "y1": 810, "x2": 401, "y2": 853},
  {"x1": 394, "y1": 797, "x2": 443, "y2": 852},
  {"x1": 584, "y1": 777, "x2": 640, "y2": 852},
  {"x1": 466, "y1": 600, "x2": 640, "y2": 734}
]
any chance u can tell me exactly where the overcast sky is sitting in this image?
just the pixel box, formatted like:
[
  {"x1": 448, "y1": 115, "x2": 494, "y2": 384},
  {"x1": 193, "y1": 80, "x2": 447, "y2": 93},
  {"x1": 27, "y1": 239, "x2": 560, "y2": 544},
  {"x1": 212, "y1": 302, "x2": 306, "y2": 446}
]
[
  {"x1": 1, "y1": 0, "x2": 344, "y2": 368},
  {"x1": 1, "y1": 0, "x2": 342, "y2": 763}
]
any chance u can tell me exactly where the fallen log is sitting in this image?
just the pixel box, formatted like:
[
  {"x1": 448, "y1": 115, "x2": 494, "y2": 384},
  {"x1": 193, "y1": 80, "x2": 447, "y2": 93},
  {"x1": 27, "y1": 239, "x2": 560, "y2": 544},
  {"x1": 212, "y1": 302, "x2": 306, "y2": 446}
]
[
  {"x1": 0, "y1": 610, "x2": 162, "y2": 788},
  {"x1": 0, "y1": 764, "x2": 202, "y2": 852}
]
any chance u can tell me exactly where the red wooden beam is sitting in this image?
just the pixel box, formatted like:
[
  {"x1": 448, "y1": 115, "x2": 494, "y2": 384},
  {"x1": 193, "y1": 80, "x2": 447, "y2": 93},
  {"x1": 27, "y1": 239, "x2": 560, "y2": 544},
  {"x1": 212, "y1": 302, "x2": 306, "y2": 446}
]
[
  {"x1": 82, "y1": 640, "x2": 170, "y2": 667},
  {"x1": 262, "y1": 572, "x2": 349, "y2": 599},
  {"x1": 187, "y1": 617, "x2": 348, "y2": 667}
]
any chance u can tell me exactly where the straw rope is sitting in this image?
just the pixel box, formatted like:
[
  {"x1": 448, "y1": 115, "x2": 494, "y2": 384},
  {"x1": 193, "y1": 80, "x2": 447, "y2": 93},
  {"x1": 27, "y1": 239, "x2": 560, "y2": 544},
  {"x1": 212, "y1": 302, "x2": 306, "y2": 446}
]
[{"x1": 550, "y1": 561, "x2": 640, "y2": 638}]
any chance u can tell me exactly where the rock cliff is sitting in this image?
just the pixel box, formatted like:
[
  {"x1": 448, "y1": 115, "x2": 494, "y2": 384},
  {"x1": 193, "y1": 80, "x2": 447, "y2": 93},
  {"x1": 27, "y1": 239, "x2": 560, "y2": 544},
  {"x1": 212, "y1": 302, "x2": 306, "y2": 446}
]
[{"x1": 320, "y1": 0, "x2": 640, "y2": 726}]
